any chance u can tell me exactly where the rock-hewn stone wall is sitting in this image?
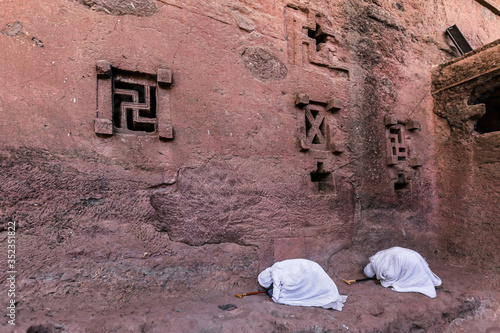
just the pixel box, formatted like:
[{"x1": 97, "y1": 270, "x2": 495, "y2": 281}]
[
  {"x1": 1, "y1": 0, "x2": 499, "y2": 320},
  {"x1": 432, "y1": 40, "x2": 500, "y2": 269}
]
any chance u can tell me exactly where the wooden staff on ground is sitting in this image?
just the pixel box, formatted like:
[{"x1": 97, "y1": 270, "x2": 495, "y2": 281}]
[{"x1": 234, "y1": 291, "x2": 267, "y2": 298}]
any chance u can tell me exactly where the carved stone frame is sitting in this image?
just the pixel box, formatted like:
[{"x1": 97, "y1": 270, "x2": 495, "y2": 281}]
[{"x1": 94, "y1": 60, "x2": 174, "y2": 140}]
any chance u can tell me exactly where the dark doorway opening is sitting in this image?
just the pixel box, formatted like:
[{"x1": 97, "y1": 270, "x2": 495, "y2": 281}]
[{"x1": 472, "y1": 86, "x2": 500, "y2": 134}]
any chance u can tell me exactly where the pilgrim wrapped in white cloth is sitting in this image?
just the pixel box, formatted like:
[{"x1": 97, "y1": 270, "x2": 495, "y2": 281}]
[
  {"x1": 258, "y1": 259, "x2": 347, "y2": 311},
  {"x1": 363, "y1": 246, "x2": 442, "y2": 298}
]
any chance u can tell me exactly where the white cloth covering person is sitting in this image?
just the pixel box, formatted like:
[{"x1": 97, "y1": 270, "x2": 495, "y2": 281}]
[
  {"x1": 363, "y1": 246, "x2": 442, "y2": 298},
  {"x1": 258, "y1": 258, "x2": 347, "y2": 311}
]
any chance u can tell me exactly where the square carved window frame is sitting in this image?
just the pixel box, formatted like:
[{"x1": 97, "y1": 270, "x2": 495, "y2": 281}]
[
  {"x1": 384, "y1": 115, "x2": 422, "y2": 167},
  {"x1": 295, "y1": 93, "x2": 343, "y2": 153},
  {"x1": 93, "y1": 60, "x2": 174, "y2": 140},
  {"x1": 284, "y1": 5, "x2": 349, "y2": 74}
]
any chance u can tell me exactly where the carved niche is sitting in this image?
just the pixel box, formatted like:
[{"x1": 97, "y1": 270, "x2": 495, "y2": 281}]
[
  {"x1": 295, "y1": 93, "x2": 343, "y2": 153},
  {"x1": 94, "y1": 60, "x2": 174, "y2": 140},
  {"x1": 384, "y1": 115, "x2": 422, "y2": 190},
  {"x1": 284, "y1": 4, "x2": 348, "y2": 73},
  {"x1": 433, "y1": 40, "x2": 500, "y2": 135},
  {"x1": 295, "y1": 93, "x2": 344, "y2": 194}
]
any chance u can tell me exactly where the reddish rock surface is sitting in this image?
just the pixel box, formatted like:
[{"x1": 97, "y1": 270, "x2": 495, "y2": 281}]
[
  {"x1": 0, "y1": 0, "x2": 499, "y2": 332},
  {"x1": 432, "y1": 41, "x2": 500, "y2": 274}
]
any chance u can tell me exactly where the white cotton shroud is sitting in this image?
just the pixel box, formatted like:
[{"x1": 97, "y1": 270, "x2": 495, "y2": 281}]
[
  {"x1": 363, "y1": 247, "x2": 442, "y2": 298},
  {"x1": 258, "y1": 259, "x2": 347, "y2": 311}
]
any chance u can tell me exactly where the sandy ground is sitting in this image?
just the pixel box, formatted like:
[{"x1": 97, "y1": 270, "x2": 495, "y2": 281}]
[{"x1": 6, "y1": 261, "x2": 500, "y2": 333}]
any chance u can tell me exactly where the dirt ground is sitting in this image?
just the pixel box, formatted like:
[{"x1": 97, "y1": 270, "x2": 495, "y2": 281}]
[
  {"x1": 9, "y1": 261, "x2": 500, "y2": 333},
  {"x1": 1, "y1": 1, "x2": 500, "y2": 333}
]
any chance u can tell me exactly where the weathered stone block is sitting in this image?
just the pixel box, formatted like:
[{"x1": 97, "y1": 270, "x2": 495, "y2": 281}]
[
  {"x1": 299, "y1": 138, "x2": 310, "y2": 151},
  {"x1": 96, "y1": 60, "x2": 112, "y2": 77},
  {"x1": 157, "y1": 68, "x2": 172, "y2": 86},
  {"x1": 384, "y1": 115, "x2": 398, "y2": 126},
  {"x1": 408, "y1": 157, "x2": 422, "y2": 167},
  {"x1": 75, "y1": 0, "x2": 158, "y2": 16},
  {"x1": 329, "y1": 140, "x2": 344, "y2": 154},
  {"x1": 94, "y1": 118, "x2": 113, "y2": 135},
  {"x1": 159, "y1": 124, "x2": 174, "y2": 140},
  {"x1": 295, "y1": 93, "x2": 310, "y2": 107},
  {"x1": 387, "y1": 155, "x2": 398, "y2": 165},
  {"x1": 326, "y1": 98, "x2": 342, "y2": 112},
  {"x1": 406, "y1": 119, "x2": 421, "y2": 130},
  {"x1": 242, "y1": 47, "x2": 288, "y2": 81}
]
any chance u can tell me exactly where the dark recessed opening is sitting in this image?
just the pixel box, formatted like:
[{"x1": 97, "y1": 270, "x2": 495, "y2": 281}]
[
  {"x1": 473, "y1": 87, "x2": 500, "y2": 134},
  {"x1": 113, "y1": 81, "x2": 157, "y2": 133},
  {"x1": 446, "y1": 25, "x2": 473, "y2": 56},
  {"x1": 398, "y1": 147, "x2": 406, "y2": 160},
  {"x1": 390, "y1": 127, "x2": 402, "y2": 142},
  {"x1": 305, "y1": 109, "x2": 326, "y2": 144},
  {"x1": 308, "y1": 23, "x2": 328, "y2": 51},
  {"x1": 305, "y1": 114, "x2": 312, "y2": 136},
  {"x1": 394, "y1": 182, "x2": 409, "y2": 190},
  {"x1": 310, "y1": 171, "x2": 331, "y2": 183},
  {"x1": 310, "y1": 162, "x2": 333, "y2": 192},
  {"x1": 140, "y1": 86, "x2": 156, "y2": 119},
  {"x1": 394, "y1": 174, "x2": 409, "y2": 190}
]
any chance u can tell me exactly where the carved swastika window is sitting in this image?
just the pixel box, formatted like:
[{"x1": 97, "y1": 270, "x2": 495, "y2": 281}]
[
  {"x1": 386, "y1": 125, "x2": 407, "y2": 165},
  {"x1": 113, "y1": 72, "x2": 157, "y2": 134},
  {"x1": 384, "y1": 115, "x2": 421, "y2": 191},
  {"x1": 94, "y1": 60, "x2": 173, "y2": 140}
]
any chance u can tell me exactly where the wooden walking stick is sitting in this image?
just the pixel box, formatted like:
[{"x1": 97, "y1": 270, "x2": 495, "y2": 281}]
[
  {"x1": 234, "y1": 291, "x2": 267, "y2": 298},
  {"x1": 342, "y1": 277, "x2": 376, "y2": 285}
]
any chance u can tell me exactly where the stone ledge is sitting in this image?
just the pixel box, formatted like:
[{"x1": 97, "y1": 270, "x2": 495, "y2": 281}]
[
  {"x1": 432, "y1": 39, "x2": 500, "y2": 93},
  {"x1": 475, "y1": 0, "x2": 500, "y2": 16}
]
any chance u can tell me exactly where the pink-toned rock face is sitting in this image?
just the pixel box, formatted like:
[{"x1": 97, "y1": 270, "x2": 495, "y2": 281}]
[
  {"x1": 432, "y1": 40, "x2": 500, "y2": 269},
  {"x1": 1, "y1": 0, "x2": 500, "y2": 331},
  {"x1": 75, "y1": 0, "x2": 158, "y2": 16}
]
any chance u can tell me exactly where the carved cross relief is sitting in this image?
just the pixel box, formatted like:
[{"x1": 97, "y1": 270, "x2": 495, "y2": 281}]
[
  {"x1": 295, "y1": 93, "x2": 342, "y2": 153},
  {"x1": 305, "y1": 103, "x2": 327, "y2": 148},
  {"x1": 285, "y1": 5, "x2": 348, "y2": 73}
]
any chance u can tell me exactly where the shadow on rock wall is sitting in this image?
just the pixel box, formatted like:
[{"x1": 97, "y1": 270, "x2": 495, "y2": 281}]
[{"x1": 150, "y1": 160, "x2": 356, "y2": 247}]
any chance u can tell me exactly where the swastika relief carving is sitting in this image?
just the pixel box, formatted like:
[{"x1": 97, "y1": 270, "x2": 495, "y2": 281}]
[
  {"x1": 384, "y1": 115, "x2": 422, "y2": 190},
  {"x1": 285, "y1": 5, "x2": 348, "y2": 73},
  {"x1": 113, "y1": 73, "x2": 157, "y2": 133},
  {"x1": 94, "y1": 60, "x2": 173, "y2": 139},
  {"x1": 386, "y1": 125, "x2": 407, "y2": 165},
  {"x1": 384, "y1": 115, "x2": 421, "y2": 167}
]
